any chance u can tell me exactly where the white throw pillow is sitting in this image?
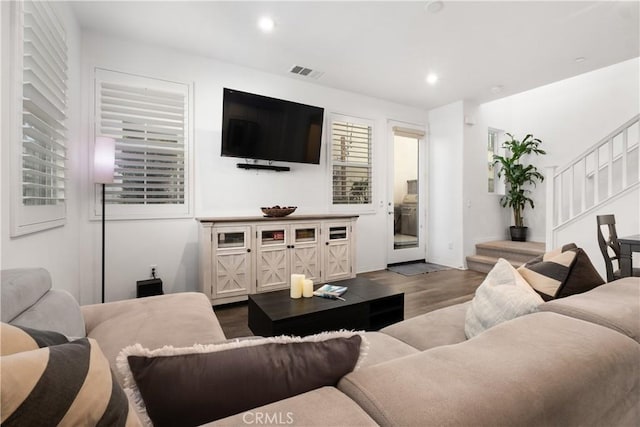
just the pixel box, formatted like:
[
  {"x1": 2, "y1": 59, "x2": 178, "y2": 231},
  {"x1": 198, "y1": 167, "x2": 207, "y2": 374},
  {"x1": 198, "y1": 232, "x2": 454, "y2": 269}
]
[{"x1": 465, "y1": 258, "x2": 544, "y2": 338}]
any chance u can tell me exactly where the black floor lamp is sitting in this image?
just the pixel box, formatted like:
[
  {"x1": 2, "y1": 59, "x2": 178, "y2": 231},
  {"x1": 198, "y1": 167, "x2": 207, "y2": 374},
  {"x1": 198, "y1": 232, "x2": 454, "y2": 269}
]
[{"x1": 94, "y1": 137, "x2": 115, "y2": 303}]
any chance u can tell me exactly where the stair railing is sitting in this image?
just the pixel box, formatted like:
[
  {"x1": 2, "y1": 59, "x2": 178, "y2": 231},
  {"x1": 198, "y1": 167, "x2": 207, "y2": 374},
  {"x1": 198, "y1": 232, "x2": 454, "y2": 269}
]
[{"x1": 545, "y1": 115, "x2": 640, "y2": 249}]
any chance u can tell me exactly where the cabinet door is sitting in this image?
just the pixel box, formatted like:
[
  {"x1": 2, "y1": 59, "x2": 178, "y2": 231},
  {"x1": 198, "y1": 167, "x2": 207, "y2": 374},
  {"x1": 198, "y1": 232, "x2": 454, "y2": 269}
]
[
  {"x1": 290, "y1": 223, "x2": 321, "y2": 283},
  {"x1": 256, "y1": 225, "x2": 290, "y2": 292},
  {"x1": 212, "y1": 226, "x2": 253, "y2": 298},
  {"x1": 324, "y1": 222, "x2": 353, "y2": 281}
]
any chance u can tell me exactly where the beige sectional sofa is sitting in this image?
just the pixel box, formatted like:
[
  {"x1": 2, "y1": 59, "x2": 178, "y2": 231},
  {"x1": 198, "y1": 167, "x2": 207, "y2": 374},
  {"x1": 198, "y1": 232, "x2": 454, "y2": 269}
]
[{"x1": 2, "y1": 268, "x2": 639, "y2": 426}]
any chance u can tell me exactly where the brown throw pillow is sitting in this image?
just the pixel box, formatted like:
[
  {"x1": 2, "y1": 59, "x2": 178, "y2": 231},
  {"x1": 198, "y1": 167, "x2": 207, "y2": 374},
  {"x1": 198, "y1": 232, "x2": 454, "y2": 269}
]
[
  {"x1": 117, "y1": 332, "x2": 366, "y2": 427},
  {"x1": 556, "y1": 247, "x2": 605, "y2": 298},
  {"x1": 518, "y1": 243, "x2": 604, "y2": 300}
]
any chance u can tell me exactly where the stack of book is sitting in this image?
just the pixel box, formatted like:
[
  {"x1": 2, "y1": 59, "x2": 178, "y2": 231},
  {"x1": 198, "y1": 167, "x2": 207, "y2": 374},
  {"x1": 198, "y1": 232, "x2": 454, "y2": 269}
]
[{"x1": 313, "y1": 284, "x2": 348, "y2": 301}]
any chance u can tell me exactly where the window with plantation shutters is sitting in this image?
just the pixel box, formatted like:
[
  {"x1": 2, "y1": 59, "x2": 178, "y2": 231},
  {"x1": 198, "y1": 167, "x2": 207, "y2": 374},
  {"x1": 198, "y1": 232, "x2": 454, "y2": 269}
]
[
  {"x1": 11, "y1": 0, "x2": 68, "y2": 236},
  {"x1": 330, "y1": 115, "x2": 373, "y2": 207},
  {"x1": 94, "y1": 69, "x2": 192, "y2": 219}
]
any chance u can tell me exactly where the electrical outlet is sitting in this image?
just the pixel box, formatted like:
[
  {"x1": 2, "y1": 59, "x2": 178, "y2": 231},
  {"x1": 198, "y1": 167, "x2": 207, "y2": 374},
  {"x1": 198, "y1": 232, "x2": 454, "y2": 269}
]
[{"x1": 150, "y1": 265, "x2": 158, "y2": 278}]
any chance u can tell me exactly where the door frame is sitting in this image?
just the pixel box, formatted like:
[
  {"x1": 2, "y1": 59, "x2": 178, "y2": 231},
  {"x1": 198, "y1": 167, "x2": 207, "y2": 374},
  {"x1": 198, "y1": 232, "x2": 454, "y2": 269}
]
[{"x1": 386, "y1": 120, "x2": 428, "y2": 265}]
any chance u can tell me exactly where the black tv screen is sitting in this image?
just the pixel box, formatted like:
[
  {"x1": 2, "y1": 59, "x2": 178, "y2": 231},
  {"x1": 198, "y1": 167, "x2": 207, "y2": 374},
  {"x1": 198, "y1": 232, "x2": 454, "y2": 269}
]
[{"x1": 221, "y1": 88, "x2": 324, "y2": 164}]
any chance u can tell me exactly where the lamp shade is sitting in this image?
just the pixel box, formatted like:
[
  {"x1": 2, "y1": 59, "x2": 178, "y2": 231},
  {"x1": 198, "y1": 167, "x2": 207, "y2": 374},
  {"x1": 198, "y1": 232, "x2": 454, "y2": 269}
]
[{"x1": 94, "y1": 137, "x2": 115, "y2": 184}]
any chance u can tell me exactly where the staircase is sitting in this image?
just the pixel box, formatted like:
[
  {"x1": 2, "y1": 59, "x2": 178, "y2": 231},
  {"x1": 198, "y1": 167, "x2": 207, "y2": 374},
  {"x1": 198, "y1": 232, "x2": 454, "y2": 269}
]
[
  {"x1": 546, "y1": 115, "x2": 639, "y2": 249},
  {"x1": 467, "y1": 116, "x2": 638, "y2": 275},
  {"x1": 466, "y1": 240, "x2": 545, "y2": 273}
]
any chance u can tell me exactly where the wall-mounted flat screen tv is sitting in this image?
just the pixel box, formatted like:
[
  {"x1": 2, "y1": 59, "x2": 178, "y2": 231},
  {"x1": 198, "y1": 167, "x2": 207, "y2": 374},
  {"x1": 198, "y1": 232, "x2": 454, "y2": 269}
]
[{"x1": 221, "y1": 88, "x2": 324, "y2": 165}]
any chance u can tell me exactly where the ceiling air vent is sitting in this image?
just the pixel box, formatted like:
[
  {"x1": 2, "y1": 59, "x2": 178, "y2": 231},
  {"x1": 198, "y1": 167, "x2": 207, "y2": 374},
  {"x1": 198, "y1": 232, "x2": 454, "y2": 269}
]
[{"x1": 289, "y1": 65, "x2": 323, "y2": 80}]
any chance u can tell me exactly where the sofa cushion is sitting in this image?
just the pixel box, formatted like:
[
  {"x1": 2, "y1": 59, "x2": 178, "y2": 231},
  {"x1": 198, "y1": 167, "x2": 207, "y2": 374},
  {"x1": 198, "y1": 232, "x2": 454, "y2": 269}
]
[
  {"x1": 10, "y1": 289, "x2": 86, "y2": 339},
  {"x1": 1, "y1": 268, "x2": 86, "y2": 339},
  {"x1": 464, "y1": 259, "x2": 543, "y2": 338},
  {"x1": 339, "y1": 312, "x2": 640, "y2": 427},
  {"x1": 381, "y1": 302, "x2": 469, "y2": 350},
  {"x1": 1, "y1": 337, "x2": 140, "y2": 426},
  {"x1": 360, "y1": 332, "x2": 419, "y2": 367},
  {"x1": 207, "y1": 387, "x2": 378, "y2": 427},
  {"x1": 1, "y1": 323, "x2": 69, "y2": 356},
  {"x1": 539, "y1": 277, "x2": 640, "y2": 342},
  {"x1": 81, "y1": 292, "x2": 226, "y2": 387},
  {"x1": 117, "y1": 331, "x2": 367, "y2": 427}
]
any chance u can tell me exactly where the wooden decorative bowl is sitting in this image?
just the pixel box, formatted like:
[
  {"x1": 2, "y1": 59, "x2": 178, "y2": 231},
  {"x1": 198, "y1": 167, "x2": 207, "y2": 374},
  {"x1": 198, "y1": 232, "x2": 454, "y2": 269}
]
[{"x1": 261, "y1": 206, "x2": 297, "y2": 217}]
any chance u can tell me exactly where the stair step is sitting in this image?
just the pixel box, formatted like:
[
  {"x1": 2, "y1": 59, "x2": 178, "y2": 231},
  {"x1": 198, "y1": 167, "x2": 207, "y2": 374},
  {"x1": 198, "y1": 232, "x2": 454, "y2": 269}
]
[
  {"x1": 475, "y1": 240, "x2": 545, "y2": 263},
  {"x1": 466, "y1": 255, "x2": 525, "y2": 274}
]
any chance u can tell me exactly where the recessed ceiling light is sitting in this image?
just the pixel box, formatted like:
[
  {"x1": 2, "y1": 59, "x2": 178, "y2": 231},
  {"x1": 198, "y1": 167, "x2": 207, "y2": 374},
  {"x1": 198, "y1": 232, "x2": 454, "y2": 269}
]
[
  {"x1": 258, "y1": 16, "x2": 275, "y2": 33},
  {"x1": 574, "y1": 56, "x2": 586, "y2": 63},
  {"x1": 426, "y1": 73, "x2": 439, "y2": 85},
  {"x1": 425, "y1": 1, "x2": 444, "y2": 14}
]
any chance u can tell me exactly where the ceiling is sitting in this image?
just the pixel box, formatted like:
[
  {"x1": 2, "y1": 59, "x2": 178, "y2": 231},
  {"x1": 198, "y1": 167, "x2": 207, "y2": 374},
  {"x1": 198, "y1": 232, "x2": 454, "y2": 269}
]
[{"x1": 71, "y1": 1, "x2": 639, "y2": 111}]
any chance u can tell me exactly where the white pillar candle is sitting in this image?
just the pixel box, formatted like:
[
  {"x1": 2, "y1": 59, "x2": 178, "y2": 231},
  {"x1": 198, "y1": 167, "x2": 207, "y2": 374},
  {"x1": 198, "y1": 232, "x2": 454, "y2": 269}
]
[
  {"x1": 302, "y1": 279, "x2": 314, "y2": 298},
  {"x1": 290, "y1": 274, "x2": 305, "y2": 299}
]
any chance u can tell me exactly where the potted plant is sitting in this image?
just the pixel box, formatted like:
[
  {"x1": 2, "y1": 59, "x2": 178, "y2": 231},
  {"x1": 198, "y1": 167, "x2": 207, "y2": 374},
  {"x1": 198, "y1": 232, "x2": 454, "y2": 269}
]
[{"x1": 493, "y1": 133, "x2": 546, "y2": 242}]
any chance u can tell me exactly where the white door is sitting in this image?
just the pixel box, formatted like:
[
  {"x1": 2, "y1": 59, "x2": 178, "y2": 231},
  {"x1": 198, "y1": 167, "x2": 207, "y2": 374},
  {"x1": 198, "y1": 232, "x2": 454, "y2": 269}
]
[{"x1": 387, "y1": 122, "x2": 427, "y2": 264}]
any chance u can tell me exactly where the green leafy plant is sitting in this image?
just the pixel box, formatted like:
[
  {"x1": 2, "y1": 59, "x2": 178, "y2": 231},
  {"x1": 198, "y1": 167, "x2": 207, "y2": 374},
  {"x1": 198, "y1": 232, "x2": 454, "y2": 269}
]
[
  {"x1": 493, "y1": 133, "x2": 546, "y2": 228},
  {"x1": 349, "y1": 178, "x2": 370, "y2": 203}
]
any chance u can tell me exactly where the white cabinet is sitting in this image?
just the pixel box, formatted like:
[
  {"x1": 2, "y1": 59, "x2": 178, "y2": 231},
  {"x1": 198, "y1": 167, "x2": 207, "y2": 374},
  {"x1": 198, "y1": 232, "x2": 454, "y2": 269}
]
[
  {"x1": 290, "y1": 224, "x2": 322, "y2": 283},
  {"x1": 198, "y1": 215, "x2": 357, "y2": 305},
  {"x1": 256, "y1": 223, "x2": 321, "y2": 293},
  {"x1": 323, "y1": 221, "x2": 354, "y2": 282},
  {"x1": 204, "y1": 225, "x2": 253, "y2": 301}
]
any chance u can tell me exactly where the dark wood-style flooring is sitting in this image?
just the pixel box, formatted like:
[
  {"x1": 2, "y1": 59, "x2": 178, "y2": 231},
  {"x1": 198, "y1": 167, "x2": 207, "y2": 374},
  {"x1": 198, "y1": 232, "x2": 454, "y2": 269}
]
[{"x1": 214, "y1": 268, "x2": 486, "y2": 338}]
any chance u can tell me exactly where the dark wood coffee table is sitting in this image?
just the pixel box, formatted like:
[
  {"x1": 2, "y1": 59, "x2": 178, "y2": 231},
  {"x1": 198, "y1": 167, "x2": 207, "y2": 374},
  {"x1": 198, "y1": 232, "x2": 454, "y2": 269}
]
[{"x1": 248, "y1": 277, "x2": 404, "y2": 337}]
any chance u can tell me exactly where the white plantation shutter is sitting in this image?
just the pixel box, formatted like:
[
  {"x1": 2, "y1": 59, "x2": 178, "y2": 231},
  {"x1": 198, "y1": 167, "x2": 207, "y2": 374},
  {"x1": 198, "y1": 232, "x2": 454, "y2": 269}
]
[
  {"x1": 330, "y1": 116, "x2": 373, "y2": 206},
  {"x1": 94, "y1": 69, "x2": 192, "y2": 218},
  {"x1": 12, "y1": 0, "x2": 68, "y2": 236}
]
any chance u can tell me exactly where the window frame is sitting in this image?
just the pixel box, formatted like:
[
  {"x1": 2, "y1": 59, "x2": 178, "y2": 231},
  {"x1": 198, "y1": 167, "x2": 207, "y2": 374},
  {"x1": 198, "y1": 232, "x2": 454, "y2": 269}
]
[
  {"x1": 10, "y1": 0, "x2": 68, "y2": 236},
  {"x1": 328, "y1": 113, "x2": 375, "y2": 214},
  {"x1": 488, "y1": 127, "x2": 505, "y2": 195},
  {"x1": 90, "y1": 68, "x2": 194, "y2": 220}
]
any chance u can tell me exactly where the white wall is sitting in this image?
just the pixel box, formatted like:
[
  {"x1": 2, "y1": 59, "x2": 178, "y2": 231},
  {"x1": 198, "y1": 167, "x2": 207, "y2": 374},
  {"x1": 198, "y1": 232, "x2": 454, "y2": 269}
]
[
  {"x1": 479, "y1": 58, "x2": 640, "y2": 243},
  {"x1": 556, "y1": 190, "x2": 640, "y2": 279},
  {"x1": 427, "y1": 101, "x2": 465, "y2": 268},
  {"x1": 462, "y1": 101, "x2": 510, "y2": 263},
  {"x1": 475, "y1": 58, "x2": 639, "y2": 277},
  {"x1": 77, "y1": 32, "x2": 428, "y2": 303},
  {"x1": 1, "y1": 2, "x2": 83, "y2": 298}
]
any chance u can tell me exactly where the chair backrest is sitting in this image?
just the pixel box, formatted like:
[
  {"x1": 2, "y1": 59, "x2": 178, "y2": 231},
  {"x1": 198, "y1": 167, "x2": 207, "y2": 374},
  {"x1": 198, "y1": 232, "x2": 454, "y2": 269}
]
[{"x1": 596, "y1": 214, "x2": 620, "y2": 282}]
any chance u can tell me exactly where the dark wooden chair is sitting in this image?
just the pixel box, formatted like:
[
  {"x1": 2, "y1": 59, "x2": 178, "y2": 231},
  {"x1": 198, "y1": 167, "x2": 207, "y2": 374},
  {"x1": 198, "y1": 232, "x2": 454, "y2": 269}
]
[{"x1": 597, "y1": 214, "x2": 640, "y2": 282}]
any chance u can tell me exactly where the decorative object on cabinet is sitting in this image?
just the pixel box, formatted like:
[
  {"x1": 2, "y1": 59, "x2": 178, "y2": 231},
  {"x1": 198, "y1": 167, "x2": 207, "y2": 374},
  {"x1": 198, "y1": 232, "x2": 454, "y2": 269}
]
[{"x1": 261, "y1": 206, "x2": 297, "y2": 217}]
